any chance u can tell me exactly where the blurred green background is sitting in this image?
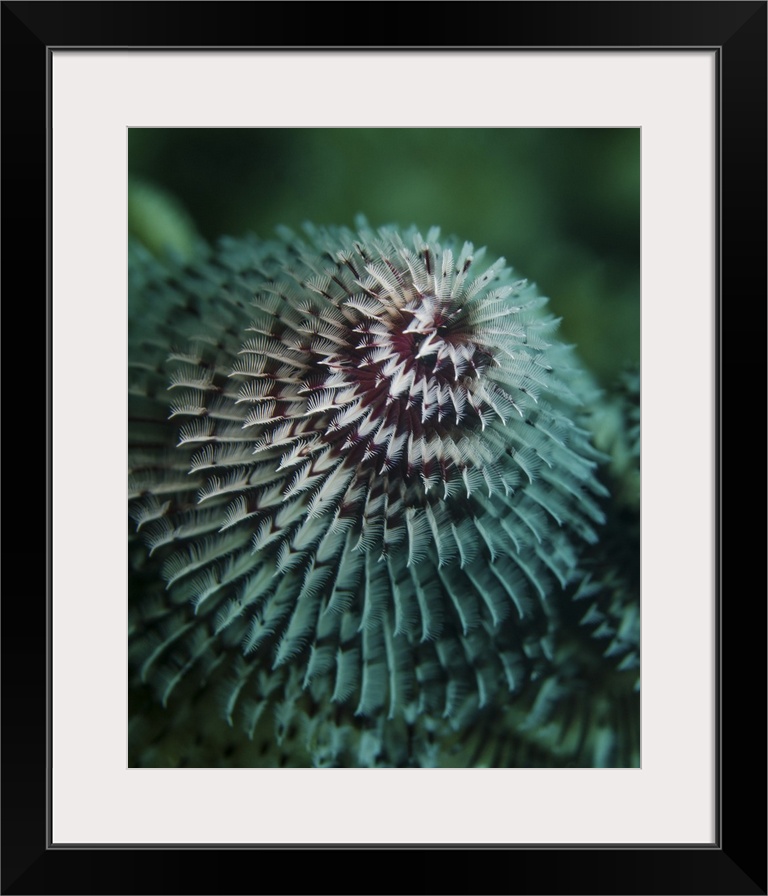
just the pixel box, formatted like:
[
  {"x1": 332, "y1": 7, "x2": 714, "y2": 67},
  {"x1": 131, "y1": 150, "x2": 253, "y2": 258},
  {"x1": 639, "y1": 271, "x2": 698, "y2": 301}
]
[{"x1": 129, "y1": 128, "x2": 639, "y2": 386}]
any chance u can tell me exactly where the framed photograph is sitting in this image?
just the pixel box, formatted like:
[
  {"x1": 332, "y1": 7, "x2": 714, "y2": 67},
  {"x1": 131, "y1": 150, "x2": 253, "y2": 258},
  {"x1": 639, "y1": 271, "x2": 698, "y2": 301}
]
[{"x1": 4, "y1": 2, "x2": 765, "y2": 893}]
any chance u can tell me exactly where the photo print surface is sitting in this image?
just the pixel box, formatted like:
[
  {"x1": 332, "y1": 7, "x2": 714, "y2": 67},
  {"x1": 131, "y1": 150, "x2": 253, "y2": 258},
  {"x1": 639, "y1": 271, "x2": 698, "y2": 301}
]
[{"x1": 128, "y1": 128, "x2": 640, "y2": 769}]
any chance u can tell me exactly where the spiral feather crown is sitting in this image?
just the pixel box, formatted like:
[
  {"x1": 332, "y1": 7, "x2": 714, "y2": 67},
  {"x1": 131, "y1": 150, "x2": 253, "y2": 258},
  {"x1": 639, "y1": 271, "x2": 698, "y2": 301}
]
[{"x1": 129, "y1": 222, "x2": 607, "y2": 738}]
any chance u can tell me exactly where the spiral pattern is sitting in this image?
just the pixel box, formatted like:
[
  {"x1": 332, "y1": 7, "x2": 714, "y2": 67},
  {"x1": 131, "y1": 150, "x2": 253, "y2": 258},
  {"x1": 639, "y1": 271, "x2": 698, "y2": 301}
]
[{"x1": 129, "y1": 223, "x2": 607, "y2": 745}]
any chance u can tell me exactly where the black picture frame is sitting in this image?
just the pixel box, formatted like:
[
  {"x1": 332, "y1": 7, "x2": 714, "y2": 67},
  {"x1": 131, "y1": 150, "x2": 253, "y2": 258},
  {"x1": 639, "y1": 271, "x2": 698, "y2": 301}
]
[{"x1": 3, "y1": 2, "x2": 765, "y2": 894}]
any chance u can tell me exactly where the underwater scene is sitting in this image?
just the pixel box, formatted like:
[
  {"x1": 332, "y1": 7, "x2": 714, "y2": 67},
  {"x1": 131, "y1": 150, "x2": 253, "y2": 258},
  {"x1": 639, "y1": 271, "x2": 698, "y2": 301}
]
[{"x1": 128, "y1": 128, "x2": 640, "y2": 768}]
